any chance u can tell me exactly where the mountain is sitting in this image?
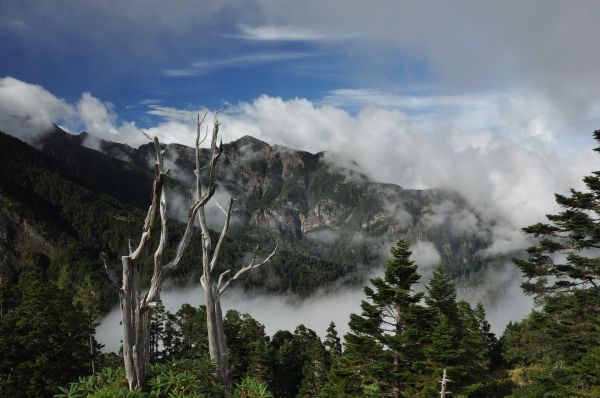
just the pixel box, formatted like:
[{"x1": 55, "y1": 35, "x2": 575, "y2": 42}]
[{"x1": 0, "y1": 126, "x2": 503, "y2": 311}]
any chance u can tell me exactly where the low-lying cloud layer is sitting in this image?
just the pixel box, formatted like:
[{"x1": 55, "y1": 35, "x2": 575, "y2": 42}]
[{"x1": 97, "y1": 255, "x2": 531, "y2": 353}]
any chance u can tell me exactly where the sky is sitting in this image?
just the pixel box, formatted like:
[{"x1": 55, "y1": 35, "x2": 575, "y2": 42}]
[{"x1": 3, "y1": 1, "x2": 600, "y2": 337}]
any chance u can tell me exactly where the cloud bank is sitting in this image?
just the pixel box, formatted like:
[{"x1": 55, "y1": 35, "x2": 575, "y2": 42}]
[{"x1": 97, "y1": 258, "x2": 531, "y2": 353}]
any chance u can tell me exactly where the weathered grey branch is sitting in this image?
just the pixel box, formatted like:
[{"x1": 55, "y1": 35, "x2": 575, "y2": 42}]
[
  {"x1": 218, "y1": 244, "x2": 278, "y2": 296},
  {"x1": 101, "y1": 253, "x2": 123, "y2": 293},
  {"x1": 216, "y1": 269, "x2": 231, "y2": 290},
  {"x1": 210, "y1": 197, "x2": 234, "y2": 272},
  {"x1": 141, "y1": 187, "x2": 168, "y2": 309},
  {"x1": 197, "y1": 112, "x2": 209, "y2": 146}
]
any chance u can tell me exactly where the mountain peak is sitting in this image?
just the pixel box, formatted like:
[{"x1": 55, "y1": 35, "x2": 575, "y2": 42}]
[{"x1": 232, "y1": 135, "x2": 270, "y2": 148}]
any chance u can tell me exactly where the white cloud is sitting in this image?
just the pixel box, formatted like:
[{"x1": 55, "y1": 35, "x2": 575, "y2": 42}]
[
  {"x1": 0, "y1": 77, "x2": 75, "y2": 141},
  {"x1": 233, "y1": 24, "x2": 359, "y2": 42},
  {"x1": 97, "y1": 284, "x2": 365, "y2": 353},
  {"x1": 410, "y1": 240, "x2": 441, "y2": 280},
  {"x1": 458, "y1": 262, "x2": 534, "y2": 334},
  {"x1": 322, "y1": 88, "x2": 597, "y2": 144},
  {"x1": 164, "y1": 52, "x2": 316, "y2": 77},
  {"x1": 74, "y1": 93, "x2": 146, "y2": 148}
]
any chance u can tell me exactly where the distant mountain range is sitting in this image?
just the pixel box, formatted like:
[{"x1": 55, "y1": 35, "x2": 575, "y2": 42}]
[{"x1": 0, "y1": 126, "x2": 506, "y2": 311}]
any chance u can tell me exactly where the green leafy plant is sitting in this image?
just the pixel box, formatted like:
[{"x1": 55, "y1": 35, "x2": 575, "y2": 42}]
[{"x1": 232, "y1": 377, "x2": 272, "y2": 398}]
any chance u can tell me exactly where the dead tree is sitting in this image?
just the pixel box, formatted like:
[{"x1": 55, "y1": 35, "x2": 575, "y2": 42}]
[
  {"x1": 193, "y1": 112, "x2": 277, "y2": 390},
  {"x1": 439, "y1": 368, "x2": 451, "y2": 398},
  {"x1": 102, "y1": 120, "x2": 219, "y2": 390}
]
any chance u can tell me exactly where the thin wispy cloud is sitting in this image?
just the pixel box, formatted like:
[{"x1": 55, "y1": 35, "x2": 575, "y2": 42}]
[
  {"x1": 140, "y1": 98, "x2": 162, "y2": 105},
  {"x1": 146, "y1": 105, "x2": 197, "y2": 121},
  {"x1": 163, "y1": 52, "x2": 317, "y2": 77},
  {"x1": 230, "y1": 24, "x2": 361, "y2": 42},
  {"x1": 323, "y1": 88, "x2": 479, "y2": 110}
]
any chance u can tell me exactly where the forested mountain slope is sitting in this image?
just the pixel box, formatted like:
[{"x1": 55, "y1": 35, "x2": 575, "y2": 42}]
[{"x1": 1, "y1": 127, "x2": 504, "y2": 311}]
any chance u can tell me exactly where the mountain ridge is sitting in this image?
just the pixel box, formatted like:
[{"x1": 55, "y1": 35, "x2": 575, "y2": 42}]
[
  {"x1": 0, "y1": 126, "x2": 506, "y2": 312},
  {"x1": 37, "y1": 127, "x2": 499, "y2": 274}
]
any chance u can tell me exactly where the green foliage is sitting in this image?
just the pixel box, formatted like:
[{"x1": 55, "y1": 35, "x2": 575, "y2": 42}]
[
  {"x1": 56, "y1": 359, "x2": 224, "y2": 398},
  {"x1": 297, "y1": 340, "x2": 328, "y2": 397},
  {"x1": 0, "y1": 257, "x2": 96, "y2": 397},
  {"x1": 323, "y1": 246, "x2": 500, "y2": 397},
  {"x1": 324, "y1": 240, "x2": 430, "y2": 396},
  {"x1": 244, "y1": 341, "x2": 274, "y2": 388},
  {"x1": 270, "y1": 325, "x2": 322, "y2": 398},
  {"x1": 55, "y1": 367, "x2": 129, "y2": 397},
  {"x1": 232, "y1": 377, "x2": 273, "y2": 398},
  {"x1": 224, "y1": 310, "x2": 271, "y2": 385},
  {"x1": 502, "y1": 289, "x2": 600, "y2": 396},
  {"x1": 149, "y1": 359, "x2": 224, "y2": 397},
  {"x1": 323, "y1": 321, "x2": 342, "y2": 359}
]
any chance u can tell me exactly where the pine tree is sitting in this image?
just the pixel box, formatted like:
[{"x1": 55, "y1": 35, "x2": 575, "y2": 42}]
[
  {"x1": 474, "y1": 303, "x2": 502, "y2": 369},
  {"x1": 422, "y1": 267, "x2": 490, "y2": 395},
  {"x1": 323, "y1": 321, "x2": 342, "y2": 359},
  {"x1": 325, "y1": 240, "x2": 429, "y2": 397},
  {"x1": 73, "y1": 275, "x2": 103, "y2": 374},
  {"x1": 425, "y1": 267, "x2": 459, "y2": 322},
  {"x1": 149, "y1": 299, "x2": 167, "y2": 362},
  {"x1": 225, "y1": 310, "x2": 271, "y2": 385},
  {"x1": 176, "y1": 304, "x2": 209, "y2": 359},
  {"x1": 0, "y1": 255, "x2": 96, "y2": 397},
  {"x1": 421, "y1": 267, "x2": 464, "y2": 394},
  {"x1": 245, "y1": 340, "x2": 274, "y2": 388},
  {"x1": 297, "y1": 340, "x2": 328, "y2": 397},
  {"x1": 162, "y1": 311, "x2": 183, "y2": 360}
]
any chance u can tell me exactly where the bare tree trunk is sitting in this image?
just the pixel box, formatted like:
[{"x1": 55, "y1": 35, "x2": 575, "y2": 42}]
[
  {"x1": 103, "y1": 130, "x2": 218, "y2": 390},
  {"x1": 89, "y1": 330, "x2": 95, "y2": 375},
  {"x1": 214, "y1": 297, "x2": 229, "y2": 384},
  {"x1": 193, "y1": 112, "x2": 277, "y2": 392},
  {"x1": 120, "y1": 256, "x2": 151, "y2": 389},
  {"x1": 439, "y1": 368, "x2": 450, "y2": 398}
]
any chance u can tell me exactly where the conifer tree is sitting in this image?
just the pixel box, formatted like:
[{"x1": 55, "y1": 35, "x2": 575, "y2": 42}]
[
  {"x1": 245, "y1": 340, "x2": 274, "y2": 388},
  {"x1": 325, "y1": 240, "x2": 429, "y2": 397},
  {"x1": 422, "y1": 267, "x2": 490, "y2": 395},
  {"x1": 270, "y1": 330, "x2": 296, "y2": 398},
  {"x1": 297, "y1": 340, "x2": 328, "y2": 397},
  {"x1": 225, "y1": 310, "x2": 270, "y2": 385},
  {"x1": 421, "y1": 267, "x2": 464, "y2": 394},
  {"x1": 149, "y1": 299, "x2": 167, "y2": 362},
  {"x1": 425, "y1": 267, "x2": 459, "y2": 321},
  {"x1": 0, "y1": 255, "x2": 96, "y2": 397},
  {"x1": 474, "y1": 303, "x2": 502, "y2": 369},
  {"x1": 323, "y1": 321, "x2": 342, "y2": 359}
]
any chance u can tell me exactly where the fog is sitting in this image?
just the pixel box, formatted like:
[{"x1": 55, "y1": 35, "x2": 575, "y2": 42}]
[{"x1": 97, "y1": 259, "x2": 533, "y2": 353}]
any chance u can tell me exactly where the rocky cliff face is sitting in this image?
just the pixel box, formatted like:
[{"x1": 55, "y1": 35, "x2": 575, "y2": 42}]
[
  {"x1": 1, "y1": 126, "x2": 505, "y2": 298},
  {"x1": 98, "y1": 132, "x2": 498, "y2": 280}
]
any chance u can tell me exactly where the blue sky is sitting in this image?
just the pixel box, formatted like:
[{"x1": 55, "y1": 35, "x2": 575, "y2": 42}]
[{"x1": 0, "y1": 1, "x2": 434, "y2": 126}]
